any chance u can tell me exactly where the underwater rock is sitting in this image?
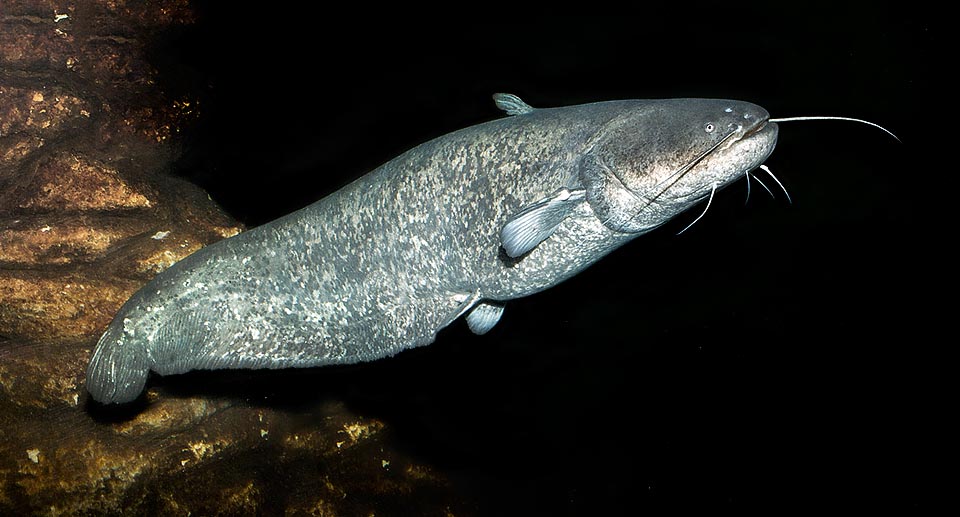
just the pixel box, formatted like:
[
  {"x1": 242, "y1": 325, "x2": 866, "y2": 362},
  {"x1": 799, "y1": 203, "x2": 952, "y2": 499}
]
[{"x1": 0, "y1": 1, "x2": 467, "y2": 514}]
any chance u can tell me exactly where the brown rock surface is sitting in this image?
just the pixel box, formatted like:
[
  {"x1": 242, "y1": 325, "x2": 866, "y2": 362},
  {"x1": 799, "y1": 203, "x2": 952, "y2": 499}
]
[{"x1": 1, "y1": 2, "x2": 468, "y2": 514}]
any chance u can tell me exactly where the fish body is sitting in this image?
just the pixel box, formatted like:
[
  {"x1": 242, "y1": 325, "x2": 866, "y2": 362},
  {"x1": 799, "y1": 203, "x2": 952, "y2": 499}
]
[{"x1": 86, "y1": 96, "x2": 778, "y2": 403}]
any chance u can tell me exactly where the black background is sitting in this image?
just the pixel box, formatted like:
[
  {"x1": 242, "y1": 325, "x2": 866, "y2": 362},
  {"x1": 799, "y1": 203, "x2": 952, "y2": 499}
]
[{"x1": 152, "y1": 3, "x2": 941, "y2": 513}]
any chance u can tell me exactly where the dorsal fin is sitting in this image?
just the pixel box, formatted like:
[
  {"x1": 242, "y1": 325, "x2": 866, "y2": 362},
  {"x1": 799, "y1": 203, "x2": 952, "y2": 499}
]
[{"x1": 493, "y1": 93, "x2": 535, "y2": 115}]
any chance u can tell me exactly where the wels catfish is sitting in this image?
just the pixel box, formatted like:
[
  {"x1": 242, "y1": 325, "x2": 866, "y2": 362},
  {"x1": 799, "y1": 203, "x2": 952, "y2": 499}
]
[{"x1": 86, "y1": 94, "x2": 895, "y2": 404}]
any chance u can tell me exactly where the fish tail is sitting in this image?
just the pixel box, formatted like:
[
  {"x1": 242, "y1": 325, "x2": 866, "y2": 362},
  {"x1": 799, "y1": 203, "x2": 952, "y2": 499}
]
[{"x1": 85, "y1": 322, "x2": 149, "y2": 404}]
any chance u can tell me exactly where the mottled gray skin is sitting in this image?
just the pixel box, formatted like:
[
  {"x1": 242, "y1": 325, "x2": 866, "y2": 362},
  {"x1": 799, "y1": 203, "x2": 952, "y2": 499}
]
[{"x1": 87, "y1": 97, "x2": 778, "y2": 403}]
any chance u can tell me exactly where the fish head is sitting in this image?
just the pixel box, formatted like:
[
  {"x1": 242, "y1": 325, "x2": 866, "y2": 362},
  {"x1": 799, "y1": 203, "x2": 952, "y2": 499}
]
[{"x1": 581, "y1": 99, "x2": 778, "y2": 233}]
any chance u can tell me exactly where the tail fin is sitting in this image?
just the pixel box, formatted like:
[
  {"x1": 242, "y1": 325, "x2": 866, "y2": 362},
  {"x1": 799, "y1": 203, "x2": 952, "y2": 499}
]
[{"x1": 85, "y1": 322, "x2": 149, "y2": 404}]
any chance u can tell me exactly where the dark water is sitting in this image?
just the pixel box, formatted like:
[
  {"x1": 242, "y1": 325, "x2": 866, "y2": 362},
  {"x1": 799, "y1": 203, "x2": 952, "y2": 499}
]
[{"x1": 152, "y1": 4, "x2": 938, "y2": 513}]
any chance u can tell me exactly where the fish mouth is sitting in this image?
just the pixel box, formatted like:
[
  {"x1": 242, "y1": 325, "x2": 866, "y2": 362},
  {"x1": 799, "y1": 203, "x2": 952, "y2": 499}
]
[
  {"x1": 739, "y1": 115, "x2": 773, "y2": 142},
  {"x1": 738, "y1": 117, "x2": 779, "y2": 163},
  {"x1": 744, "y1": 120, "x2": 767, "y2": 138}
]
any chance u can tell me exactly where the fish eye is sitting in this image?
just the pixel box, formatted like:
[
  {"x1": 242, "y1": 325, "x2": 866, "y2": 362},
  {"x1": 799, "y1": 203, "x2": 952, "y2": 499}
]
[{"x1": 704, "y1": 123, "x2": 715, "y2": 133}]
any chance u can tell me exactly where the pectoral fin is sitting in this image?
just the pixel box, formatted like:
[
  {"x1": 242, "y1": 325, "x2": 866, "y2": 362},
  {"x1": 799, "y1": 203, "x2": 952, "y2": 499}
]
[
  {"x1": 466, "y1": 301, "x2": 505, "y2": 335},
  {"x1": 500, "y1": 188, "x2": 585, "y2": 257}
]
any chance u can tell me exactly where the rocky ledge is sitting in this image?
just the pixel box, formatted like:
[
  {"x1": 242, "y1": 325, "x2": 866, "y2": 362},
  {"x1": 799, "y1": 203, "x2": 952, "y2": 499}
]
[{"x1": 1, "y1": 2, "x2": 466, "y2": 514}]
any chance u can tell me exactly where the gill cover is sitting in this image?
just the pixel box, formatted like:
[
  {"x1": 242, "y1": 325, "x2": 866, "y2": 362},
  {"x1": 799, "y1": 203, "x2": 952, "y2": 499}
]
[{"x1": 580, "y1": 153, "x2": 649, "y2": 233}]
